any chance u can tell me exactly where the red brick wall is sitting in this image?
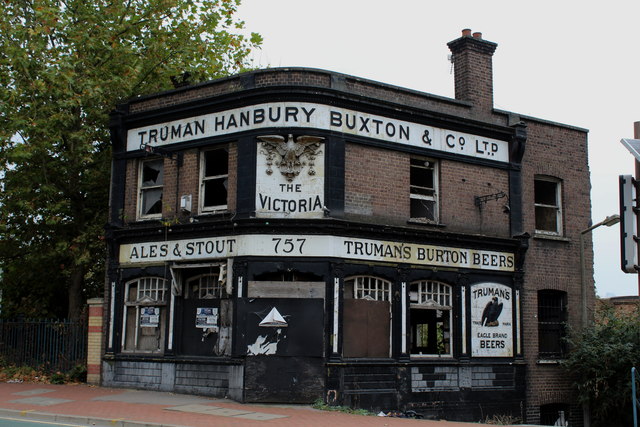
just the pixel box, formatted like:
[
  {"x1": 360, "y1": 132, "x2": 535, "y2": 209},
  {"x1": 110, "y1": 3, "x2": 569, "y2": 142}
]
[
  {"x1": 519, "y1": 120, "x2": 591, "y2": 420},
  {"x1": 123, "y1": 158, "x2": 138, "y2": 222},
  {"x1": 440, "y1": 159, "x2": 510, "y2": 236},
  {"x1": 344, "y1": 143, "x2": 409, "y2": 225},
  {"x1": 344, "y1": 143, "x2": 511, "y2": 237},
  {"x1": 121, "y1": 144, "x2": 237, "y2": 224}
]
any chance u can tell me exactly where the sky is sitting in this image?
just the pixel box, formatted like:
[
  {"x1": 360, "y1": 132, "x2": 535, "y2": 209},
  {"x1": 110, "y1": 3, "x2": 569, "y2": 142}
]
[{"x1": 236, "y1": 0, "x2": 640, "y2": 298}]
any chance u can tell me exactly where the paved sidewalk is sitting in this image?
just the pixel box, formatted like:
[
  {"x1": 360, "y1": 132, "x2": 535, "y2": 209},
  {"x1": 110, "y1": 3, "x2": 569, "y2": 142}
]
[{"x1": 0, "y1": 382, "x2": 527, "y2": 427}]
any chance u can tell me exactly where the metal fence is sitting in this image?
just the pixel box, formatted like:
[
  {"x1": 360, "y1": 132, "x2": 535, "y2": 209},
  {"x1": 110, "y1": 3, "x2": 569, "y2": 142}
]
[{"x1": 0, "y1": 318, "x2": 87, "y2": 373}]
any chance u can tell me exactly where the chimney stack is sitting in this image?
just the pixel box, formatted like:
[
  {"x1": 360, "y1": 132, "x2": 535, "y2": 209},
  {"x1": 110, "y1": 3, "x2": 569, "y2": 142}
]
[{"x1": 447, "y1": 29, "x2": 497, "y2": 113}]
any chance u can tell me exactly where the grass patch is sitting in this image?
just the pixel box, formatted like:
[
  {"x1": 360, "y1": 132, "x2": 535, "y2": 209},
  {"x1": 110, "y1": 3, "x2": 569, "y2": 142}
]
[{"x1": 312, "y1": 399, "x2": 374, "y2": 416}]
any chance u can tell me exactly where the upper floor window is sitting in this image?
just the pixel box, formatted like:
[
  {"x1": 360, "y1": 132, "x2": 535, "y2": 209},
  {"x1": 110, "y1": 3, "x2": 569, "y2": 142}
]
[
  {"x1": 410, "y1": 158, "x2": 438, "y2": 222},
  {"x1": 138, "y1": 159, "x2": 164, "y2": 219},
  {"x1": 538, "y1": 290, "x2": 567, "y2": 359},
  {"x1": 410, "y1": 280, "x2": 452, "y2": 356},
  {"x1": 200, "y1": 148, "x2": 228, "y2": 212},
  {"x1": 534, "y1": 177, "x2": 562, "y2": 235}
]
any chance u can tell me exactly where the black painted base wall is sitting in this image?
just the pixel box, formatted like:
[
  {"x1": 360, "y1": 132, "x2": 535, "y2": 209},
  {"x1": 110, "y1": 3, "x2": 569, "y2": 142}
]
[
  {"x1": 244, "y1": 356, "x2": 324, "y2": 403},
  {"x1": 327, "y1": 362, "x2": 526, "y2": 422}
]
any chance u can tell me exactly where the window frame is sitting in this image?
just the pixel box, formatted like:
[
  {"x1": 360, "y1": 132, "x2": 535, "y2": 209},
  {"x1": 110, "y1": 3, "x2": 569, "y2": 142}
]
[
  {"x1": 199, "y1": 147, "x2": 229, "y2": 213},
  {"x1": 352, "y1": 276, "x2": 392, "y2": 301},
  {"x1": 409, "y1": 157, "x2": 439, "y2": 223},
  {"x1": 534, "y1": 176, "x2": 563, "y2": 236},
  {"x1": 137, "y1": 158, "x2": 164, "y2": 220},
  {"x1": 186, "y1": 273, "x2": 226, "y2": 299},
  {"x1": 121, "y1": 276, "x2": 168, "y2": 353},
  {"x1": 409, "y1": 280, "x2": 453, "y2": 358},
  {"x1": 537, "y1": 289, "x2": 568, "y2": 359}
]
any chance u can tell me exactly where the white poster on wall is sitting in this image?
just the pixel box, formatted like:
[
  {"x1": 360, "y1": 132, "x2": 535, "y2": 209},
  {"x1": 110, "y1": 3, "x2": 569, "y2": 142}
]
[
  {"x1": 470, "y1": 283, "x2": 513, "y2": 357},
  {"x1": 255, "y1": 135, "x2": 325, "y2": 218},
  {"x1": 195, "y1": 307, "x2": 218, "y2": 329},
  {"x1": 140, "y1": 307, "x2": 160, "y2": 328}
]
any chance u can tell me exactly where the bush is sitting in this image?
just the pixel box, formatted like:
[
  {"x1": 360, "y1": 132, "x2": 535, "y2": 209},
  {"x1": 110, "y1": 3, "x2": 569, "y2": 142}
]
[{"x1": 563, "y1": 303, "x2": 640, "y2": 427}]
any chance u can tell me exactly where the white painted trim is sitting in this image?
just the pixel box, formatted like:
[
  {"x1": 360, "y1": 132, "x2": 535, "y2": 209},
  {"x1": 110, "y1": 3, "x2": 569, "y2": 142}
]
[
  {"x1": 121, "y1": 283, "x2": 128, "y2": 350},
  {"x1": 461, "y1": 287, "x2": 467, "y2": 355},
  {"x1": 168, "y1": 293, "x2": 175, "y2": 351},
  {"x1": 516, "y1": 289, "x2": 521, "y2": 355},
  {"x1": 401, "y1": 282, "x2": 407, "y2": 354},
  {"x1": 333, "y1": 277, "x2": 340, "y2": 354},
  {"x1": 109, "y1": 281, "x2": 116, "y2": 349}
]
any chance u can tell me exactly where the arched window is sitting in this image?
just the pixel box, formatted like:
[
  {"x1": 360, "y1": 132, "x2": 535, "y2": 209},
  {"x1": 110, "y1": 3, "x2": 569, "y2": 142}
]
[
  {"x1": 122, "y1": 277, "x2": 168, "y2": 353},
  {"x1": 186, "y1": 273, "x2": 225, "y2": 299},
  {"x1": 410, "y1": 280, "x2": 452, "y2": 356},
  {"x1": 343, "y1": 276, "x2": 392, "y2": 358}
]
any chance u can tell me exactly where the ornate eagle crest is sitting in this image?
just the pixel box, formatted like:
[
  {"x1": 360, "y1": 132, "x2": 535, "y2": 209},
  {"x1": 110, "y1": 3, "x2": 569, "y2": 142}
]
[{"x1": 257, "y1": 134, "x2": 324, "y2": 182}]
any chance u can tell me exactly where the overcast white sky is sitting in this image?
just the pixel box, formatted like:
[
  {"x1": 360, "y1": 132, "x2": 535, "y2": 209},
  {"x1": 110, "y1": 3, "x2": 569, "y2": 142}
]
[{"x1": 237, "y1": 0, "x2": 640, "y2": 297}]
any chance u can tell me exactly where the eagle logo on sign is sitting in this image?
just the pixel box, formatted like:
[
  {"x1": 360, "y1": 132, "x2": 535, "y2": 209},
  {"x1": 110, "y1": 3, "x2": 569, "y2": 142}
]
[
  {"x1": 481, "y1": 296, "x2": 503, "y2": 327},
  {"x1": 258, "y1": 134, "x2": 324, "y2": 182}
]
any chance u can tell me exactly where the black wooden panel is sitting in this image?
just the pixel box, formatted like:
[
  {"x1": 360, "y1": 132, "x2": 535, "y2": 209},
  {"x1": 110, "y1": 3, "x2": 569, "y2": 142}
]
[
  {"x1": 178, "y1": 299, "x2": 222, "y2": 356},
  {"x1": 235, "y1": 298, "x2": 324, "y2": 357}
]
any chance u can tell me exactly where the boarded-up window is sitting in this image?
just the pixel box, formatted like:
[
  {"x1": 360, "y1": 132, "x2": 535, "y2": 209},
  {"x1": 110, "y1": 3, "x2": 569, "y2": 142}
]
[
  {"x1": 122, "y1": 277, "x2": 167, "y2": 353},
  {"x1": 178, "y1": 268, "x2": 232, "y2": 357},
  {"x1": 343, "y1": 276, "x2": 391, "y2": 358}
]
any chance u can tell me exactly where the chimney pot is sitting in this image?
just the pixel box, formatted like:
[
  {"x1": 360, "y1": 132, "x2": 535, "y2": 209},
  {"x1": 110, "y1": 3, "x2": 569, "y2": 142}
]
[
  {"x1": 462, "y1": 28, "x2": 472, "y2": 37},
  {"x1": 473, "y1": 32, "x2": 482, "y2": 39}
]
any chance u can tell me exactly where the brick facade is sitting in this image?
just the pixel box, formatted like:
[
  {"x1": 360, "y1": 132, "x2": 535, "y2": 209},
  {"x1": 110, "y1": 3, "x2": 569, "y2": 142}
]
[{"x1": 105, "y1": 30, "x2": 591, "y2": 425}]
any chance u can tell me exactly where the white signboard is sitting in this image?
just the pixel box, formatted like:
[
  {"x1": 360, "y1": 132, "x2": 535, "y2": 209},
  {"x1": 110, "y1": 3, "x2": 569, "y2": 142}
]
[
  {"x1": 471, "y1": 283, "x2": 513, "y2": 357},
  {"x1": 119, "y1": 234, "x2": 515, "y2": 272},
  {"x1": 195, "y1": 307, "x2": 218, "y2": 329},
  {"x1": 255, "y1": 136, "x2": 325, "y2": 218},
  {"x1": 140, "y1": 307, "x2": 160, "y2": 327},
  {"x1": 126, "y1": 102, "x2": 509, "y2": 163}
]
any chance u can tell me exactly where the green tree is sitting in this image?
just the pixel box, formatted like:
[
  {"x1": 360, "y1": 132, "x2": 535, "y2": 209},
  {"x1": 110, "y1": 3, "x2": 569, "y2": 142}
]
[
  {"x1": 563, "y1": 303, "x2": 640, "y2": 427},
  {"x1": 0, "y1": 0, "x2": 261, "y2": 319}
]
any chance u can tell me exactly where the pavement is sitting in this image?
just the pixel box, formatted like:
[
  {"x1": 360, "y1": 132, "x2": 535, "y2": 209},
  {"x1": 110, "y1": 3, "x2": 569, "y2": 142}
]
[{"x1": 0, "y1": 382, "x2": 529, "y2": 427}]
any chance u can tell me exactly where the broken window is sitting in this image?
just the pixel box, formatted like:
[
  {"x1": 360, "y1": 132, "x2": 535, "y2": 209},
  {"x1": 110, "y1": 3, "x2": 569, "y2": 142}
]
[
  {"x1": 534, "y1": 177, "x2": 562, "y2": 235},
  {"x1": 410, "y1": 157, "x2": 438, "y2": 222},
  {"x1": 410, "y1": 280, "x2": 452, "y2": 356},
  {"x1": 138, "y1": 159, "x2": 164, "y2": 218},
  {"x1": 343, "y1": 276, "x2": 391, "y2": 358},
  {"x1": 200, "y1": 148, "x2": 229, "y2": 212},
  {"x1": 189, "y1": 273, "x2": 226, "y2": 299},
  {"x1": 122, "y1": 277, "x2": 167, "y2": 353},
  {"x1": 538, "y1": 290, "x2": 567, "y2": 359}
]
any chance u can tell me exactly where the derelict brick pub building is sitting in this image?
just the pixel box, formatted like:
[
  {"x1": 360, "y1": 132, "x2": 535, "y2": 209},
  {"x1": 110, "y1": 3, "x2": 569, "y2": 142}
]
[{"x1": 104, "y1": 30, "x2": 591, "y2": 425}]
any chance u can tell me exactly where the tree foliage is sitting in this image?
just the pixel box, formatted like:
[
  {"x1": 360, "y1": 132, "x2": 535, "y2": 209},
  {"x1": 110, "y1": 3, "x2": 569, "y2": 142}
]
[
  {"x1": 563, "y1": 302, "x2": 640, "y2": 427},
  {"x1": 0, "y1": 0, "x2": 261, "y2": 319}
]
